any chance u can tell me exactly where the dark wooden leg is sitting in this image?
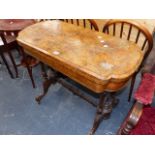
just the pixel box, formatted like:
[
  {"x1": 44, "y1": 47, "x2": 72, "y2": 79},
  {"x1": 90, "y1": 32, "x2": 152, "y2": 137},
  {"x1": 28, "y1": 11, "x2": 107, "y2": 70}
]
[
  {"x1": 0, "y1": 52, "x2": 14, "y2": 79},
  {"x1": 117, "y1": 101, "x2": 143, "y2": 135},
  {"x1": 89, "y1": 93, "x2": 106, "y2": 135},
  {"x1": 111, "y1": 92, "x2": 119, "y2": 108},
  {"x1": 89, "y1": 92, "x2": 119, "y2": 135},
  {"x1": 35, "y1": 63, "x2": 58, "y2": 104},
  {"x1": 7, "y1": 50, "x2": 18, "y2": 78},
  {"x1": 128, "y1": 73, "x2": 137, "y2": 102},
  {"x1": 20, "y1": 46, "x2": 36, "y2": 88},
  {"x1": 16, "y1": 44, "x2": 22, "y2": 56}
]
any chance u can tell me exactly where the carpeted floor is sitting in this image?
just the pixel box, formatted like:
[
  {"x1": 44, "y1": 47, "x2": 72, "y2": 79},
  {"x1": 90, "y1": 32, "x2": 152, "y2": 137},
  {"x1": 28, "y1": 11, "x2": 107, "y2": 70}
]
[{"x1": 0, "y1": 48, "x2": 154, "y2": 135}]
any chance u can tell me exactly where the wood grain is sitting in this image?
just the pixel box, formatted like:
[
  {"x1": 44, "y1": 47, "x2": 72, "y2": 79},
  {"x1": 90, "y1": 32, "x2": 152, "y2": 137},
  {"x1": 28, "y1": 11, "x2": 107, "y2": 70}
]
[{"x1": 17, "y1": 20, "x2": 143, "y2": 93}]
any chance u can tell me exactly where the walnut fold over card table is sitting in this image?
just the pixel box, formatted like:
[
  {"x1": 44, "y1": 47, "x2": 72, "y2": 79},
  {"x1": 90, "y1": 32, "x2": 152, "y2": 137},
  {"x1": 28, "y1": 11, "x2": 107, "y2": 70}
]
[{"x1": 17, "y1": 20, "x2": 143, "y2": 134}]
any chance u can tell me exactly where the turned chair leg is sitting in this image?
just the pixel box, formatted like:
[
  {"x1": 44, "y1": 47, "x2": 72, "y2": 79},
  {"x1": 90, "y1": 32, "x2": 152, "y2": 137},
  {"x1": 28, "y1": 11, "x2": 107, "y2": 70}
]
[
  {"x1": 25, "y1": 57, "x2": 36, "y2": 88},
  {"x1": 128, "y1": 73, "x2": 137, "y2": 102},
  {"x1": 7, "y1": 49, "x2": 18, "y2": 78},
  {"x1": 16, "y1": 44, "x2": 22, "y2": 56},
  {"x1": 20, "y1": 46, "x2": 36, "y2": 88},
  {"x1": 0, "y1": 52, "x2": 14, "y2": 79}
]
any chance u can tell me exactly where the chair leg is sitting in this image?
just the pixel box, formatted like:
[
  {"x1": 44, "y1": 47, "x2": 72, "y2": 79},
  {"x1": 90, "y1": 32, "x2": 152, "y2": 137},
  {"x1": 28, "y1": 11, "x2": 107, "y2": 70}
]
[
  {"x1": 25, "y1": 56, "x2": 36, "y2": 88},
  {"x1": 20, "y1": 46, "x2": 36, "y2": 88},
  {"x1": 16, "y1": 44, "x2": 22, "y2": 56},
  {"x1": 0, "y1": 52, "x2": 14, "y2": 79},
  {"x1": 7, "y1": 50, "x2": 18, "y2": 78},
  {"x1": 128, "y1": 73, "x2": 137, "y2": 102}
]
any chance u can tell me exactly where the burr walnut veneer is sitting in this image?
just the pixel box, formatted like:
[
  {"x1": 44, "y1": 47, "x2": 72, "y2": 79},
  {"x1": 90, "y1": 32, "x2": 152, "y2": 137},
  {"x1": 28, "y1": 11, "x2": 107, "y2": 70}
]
[
  {"x1": 17, "y1": 20, "x2": 144, "y2": 134},
  {"x1": 17, "y1": 20, "x2": 143, "y2": 93}
]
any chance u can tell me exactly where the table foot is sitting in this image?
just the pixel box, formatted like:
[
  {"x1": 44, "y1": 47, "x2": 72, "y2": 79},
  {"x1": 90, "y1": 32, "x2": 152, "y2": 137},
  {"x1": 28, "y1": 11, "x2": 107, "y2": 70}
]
[
  {"x1": 36, "y1": 75, "x2": 58, "y2": 104},
  {"x1": 35, "y1": 63, "x2": 58, "y2": 104},
  {"x1": 89, "y1": 92, "x2": 119, "y2": 135}
]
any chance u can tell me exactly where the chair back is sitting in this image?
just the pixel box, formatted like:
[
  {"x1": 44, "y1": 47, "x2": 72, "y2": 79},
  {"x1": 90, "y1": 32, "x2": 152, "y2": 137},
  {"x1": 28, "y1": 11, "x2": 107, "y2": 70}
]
[
  {"x1": 103, "y1": 20, "x2": 153, "y2": 66},
  {"x1": 61, "y1": 19, "x2": 99, "y2": 31}
]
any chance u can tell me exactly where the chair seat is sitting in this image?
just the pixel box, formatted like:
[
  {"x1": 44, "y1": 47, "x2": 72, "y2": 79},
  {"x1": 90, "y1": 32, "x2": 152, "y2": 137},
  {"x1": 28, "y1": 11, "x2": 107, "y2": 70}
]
[
  {"x1": 134, "y1": 73, "x2": 155, "y2": 105},
  {"x1": 130, "y1": 107, "x2": 155, "y2": 135},
  {"x1": 0, "y1": 35, "x2": 16, "y2": 46}
]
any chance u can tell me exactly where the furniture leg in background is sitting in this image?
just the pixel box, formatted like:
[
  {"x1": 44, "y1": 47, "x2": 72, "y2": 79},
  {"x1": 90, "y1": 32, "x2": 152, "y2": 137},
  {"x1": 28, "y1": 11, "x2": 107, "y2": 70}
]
[
  {"x1": 19, "y1": 46, "x2": 36, "y2": 88},
  {"x1": 0, "y1": 51, "x2": 14, "y2": 78}
]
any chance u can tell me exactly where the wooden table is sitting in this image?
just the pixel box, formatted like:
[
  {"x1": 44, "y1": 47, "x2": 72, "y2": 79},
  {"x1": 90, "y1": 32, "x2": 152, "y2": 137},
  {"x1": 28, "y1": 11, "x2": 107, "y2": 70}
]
[
  {"x1": 0, "y1": 19, "x2": 35, "y2": 31},
  {"x1": 17, "y1": 20, "x2": 143, "y2": 134},
  {"x1": 0, "y1": 19, "x2": 36, "y2": 78},
  {"x1": 0, "y1": 19, "x2": 38, "y2": 85}
]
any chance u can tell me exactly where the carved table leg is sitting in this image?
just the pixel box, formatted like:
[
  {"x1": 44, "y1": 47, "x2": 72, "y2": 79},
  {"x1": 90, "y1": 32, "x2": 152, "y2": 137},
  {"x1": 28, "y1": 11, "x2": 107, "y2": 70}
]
[
  {"x1": 89, "y1": 92, "x2": 119, "y2": 135},
  {"x1": 35, "y1": 63, "x2": 58, "y2": 104}
]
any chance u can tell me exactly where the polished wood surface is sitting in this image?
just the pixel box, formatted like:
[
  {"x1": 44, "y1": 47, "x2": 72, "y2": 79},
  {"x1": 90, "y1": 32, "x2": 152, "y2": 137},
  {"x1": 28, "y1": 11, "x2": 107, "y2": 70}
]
[
  {"x1": 0, "y1": 19, "x2": 35, "y2": 31},
  {"x1": 17, "y1": 20, "x2": 143, "y2": 93}
]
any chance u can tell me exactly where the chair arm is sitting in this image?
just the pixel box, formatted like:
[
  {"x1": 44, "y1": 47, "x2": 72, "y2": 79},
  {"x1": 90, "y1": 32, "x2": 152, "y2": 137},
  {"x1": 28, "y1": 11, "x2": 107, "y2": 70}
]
[{"x1": 118, "y1": 101, "x2": 143, "y2": 135}]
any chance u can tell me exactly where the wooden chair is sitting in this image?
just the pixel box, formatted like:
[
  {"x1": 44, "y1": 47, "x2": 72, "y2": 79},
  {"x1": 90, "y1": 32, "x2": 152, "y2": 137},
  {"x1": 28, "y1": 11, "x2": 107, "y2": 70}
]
[
  {"x1": 0, "y1": 30, "x2": 36, "y2": 88},
  {"x1": 118, "y1": 70, "x2": 155, "y2": 135},
  {"x1": 102, "y1": 19, "x2": 153, "y2": 102},
  {"x1": 118, "y1": 47, "x2": 155, "y2": 135},
  {"x1": 0, "y1": 30, "x2": 19, "y2": 78},
  {"x1": 38, "y1": 19, "x2": 99, "y2": 31},
  {"x1": 61, "y1": 19, "x2": 99, "y2": 31}
]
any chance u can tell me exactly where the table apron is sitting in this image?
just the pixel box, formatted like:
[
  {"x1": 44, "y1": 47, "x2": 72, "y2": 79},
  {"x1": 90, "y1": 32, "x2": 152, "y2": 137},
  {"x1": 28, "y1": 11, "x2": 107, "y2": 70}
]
[{"x1": 18, "y1": 42, "x2": 131, "y2": 93}]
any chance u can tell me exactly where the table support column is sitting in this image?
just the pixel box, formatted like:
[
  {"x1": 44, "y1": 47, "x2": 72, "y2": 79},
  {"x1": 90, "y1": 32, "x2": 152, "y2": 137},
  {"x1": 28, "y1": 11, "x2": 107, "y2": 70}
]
[
  {"x1": 35, "y1": 63, "x2": 58, "y2": 104},
  {"x1": 89, "y1": 92, "x2": 119, "y2": 134}
]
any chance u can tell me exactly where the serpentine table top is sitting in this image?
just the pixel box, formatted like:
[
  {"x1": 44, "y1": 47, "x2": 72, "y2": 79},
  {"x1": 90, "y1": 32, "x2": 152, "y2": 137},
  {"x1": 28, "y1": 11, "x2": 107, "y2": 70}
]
[{"x1": 17, "y1": 20, "x2": 143, "y2": 93}]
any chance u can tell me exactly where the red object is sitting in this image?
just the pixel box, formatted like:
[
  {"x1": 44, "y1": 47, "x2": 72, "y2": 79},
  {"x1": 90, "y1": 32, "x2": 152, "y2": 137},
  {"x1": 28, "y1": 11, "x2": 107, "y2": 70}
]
[
  {"x1": 134, "y1": 73, "x2": 155, "y2": 105},
  {"x1": 0, "y1": 19, "x2": 35, "y2": 31},
  {"x1": 131, "y1": 107, "x2": 155, "y2": 135}
]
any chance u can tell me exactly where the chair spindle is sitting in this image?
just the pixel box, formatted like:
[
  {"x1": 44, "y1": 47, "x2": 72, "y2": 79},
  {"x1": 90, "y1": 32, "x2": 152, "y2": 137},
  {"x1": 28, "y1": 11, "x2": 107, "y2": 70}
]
[{"x1": 127, "y1": 24, "x2": 132, "y2": 40}]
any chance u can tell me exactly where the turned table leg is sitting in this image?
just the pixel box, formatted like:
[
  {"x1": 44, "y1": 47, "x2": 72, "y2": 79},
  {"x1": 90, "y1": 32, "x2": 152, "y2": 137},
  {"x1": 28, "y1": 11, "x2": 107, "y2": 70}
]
[
  {"x1": 35, "y1": 63, "x2": 58, "y2": 104},
  {"x1": 89, "y1": 92, "x2": 119, "y2": 135}
]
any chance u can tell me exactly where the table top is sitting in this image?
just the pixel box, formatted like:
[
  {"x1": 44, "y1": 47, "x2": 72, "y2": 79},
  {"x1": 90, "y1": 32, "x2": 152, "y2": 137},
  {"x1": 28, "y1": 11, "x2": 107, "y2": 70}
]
[
  {"x1": 17, "y1": 20, "x2": 143, "y2": 92},
  {"x1": 0, "y1": 19, "x2": 35, "y2": 31}
]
